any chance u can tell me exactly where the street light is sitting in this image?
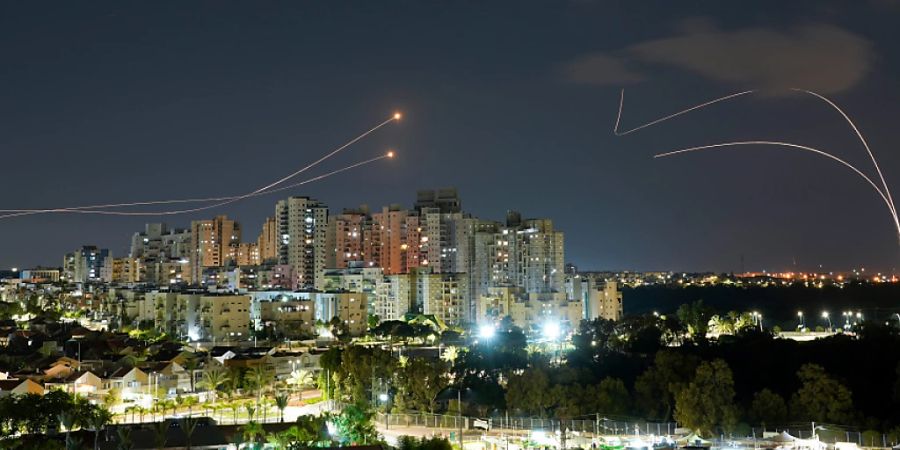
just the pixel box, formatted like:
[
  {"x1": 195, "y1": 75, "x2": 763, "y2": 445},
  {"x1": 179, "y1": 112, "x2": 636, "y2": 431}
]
[
  {"x1": 797, "y1": 311, "x2": 805, "y2": 330},
  {"x1": 478, "y1": 324, "x2": 495, "y2": 340},
  {"x1": 822, "y1": 311, "x2": 832, "y2": 330},
  {"x1": 543, "y1": 321, "x2": 561, "y2": 341}
]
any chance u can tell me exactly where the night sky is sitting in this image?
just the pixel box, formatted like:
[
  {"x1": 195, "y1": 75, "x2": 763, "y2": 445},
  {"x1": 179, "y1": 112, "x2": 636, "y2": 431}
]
[{"x1": 3, "y1": 1, "x2": 900, "y2": 273}]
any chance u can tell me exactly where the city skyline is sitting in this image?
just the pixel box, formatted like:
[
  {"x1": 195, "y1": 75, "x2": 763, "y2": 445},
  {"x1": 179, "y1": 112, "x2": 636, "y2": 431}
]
[{"x1": 4, "y1": 1, "x2": 900, "y2": 272}]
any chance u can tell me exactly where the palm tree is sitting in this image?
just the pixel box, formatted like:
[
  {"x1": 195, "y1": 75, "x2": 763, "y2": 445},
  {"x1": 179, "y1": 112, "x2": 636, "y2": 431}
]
[
  {"x1": 229, "y1": 401, "x2": 242, "y2": 424},
  {"x1": 58, "y1": 410, "x2": 79, "y2": 450},
  {"x1": 115, "y1": 426, "x2": 133, "y2": 450},
  {"x1": 249, "y1": 364, "x2": 274, "y2": 407},
  {"x1": 287, "y1": 369, "x2": 314, "y2": 391},
  {"x1": 242, "y1": 421, "x2": 265, "y2": 448},
  {"x1": 181, "y1": 417, "x2": 200, "y2": 450},
  {"x1": 152, "y1": 420, "x2": 168, "y2": 450},
  {"x1": 183, "y1": 356, "x2": 200, "y2": 392},
  {"x1": 245, "y1": 404, "x2": 256, "y2": 422},
  {"x1": 87, "y1": 408, "x2": 113, "y2": 450},
  {"x1": 274, "y1": 392, "x2": 289, "y2": 423},
  {"x1": 199, "y1": 367, "x2": 230, "y2": 402},
  {"x1": 183, "y1": 396, "x2": 199, "y2": 416}
]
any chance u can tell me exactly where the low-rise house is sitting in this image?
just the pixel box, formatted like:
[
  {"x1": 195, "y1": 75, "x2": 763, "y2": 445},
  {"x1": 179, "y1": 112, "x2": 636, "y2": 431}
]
[
  {"x1": 270, "y1": 350, "x2": 323, "y2": 380},
  {"x1": 105, "y1": 366, "x2": 149, "y2": 400},
  {"x1": 0, "y1": 378, "x2": 44, "y2": 397},
  {"x1": 42, "y1": 356, "x2": 81, "y2": 380},
  {"x1": 143, "y1": 361, "x2": 191, "y2": 395},
  {"x1": 208, "y1": 346, "x2": 238, "y2": 365},
  {"x1": 45, "y1": 370, "x2": 104, "y2": 398}
]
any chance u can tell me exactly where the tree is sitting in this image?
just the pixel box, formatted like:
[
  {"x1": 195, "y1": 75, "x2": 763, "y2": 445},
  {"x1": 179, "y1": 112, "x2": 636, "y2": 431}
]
[
  {"x1": 181, "y1": 417, "x2": 200, "y2": 450},
  {"x1": 116, "y1": 426, "x2": 133, "y2": 450},
  {"x1": 790, "y1": 364, "x2": 854, "y2": 424},
  {"x1": 152, "y1": 421, "x2": 168, "y2": 450},
  {"x1": 330, "y1": 403, "x2": 378, "y2": 445},
  {"x1": 674, "y1": 359, "x2": 738, "y2": 437},
  {"x1": 395, "y1": 357, "x2": 449, "y2": 413},
  {"x1": 368, "y1": 314, "x2": 381, "y2": 330},
  {"x1": 86, "y1": 407, "x2": 113, "y2": 450},
  {"x1": 749, "y1": 389, "x2": 787, "y2": 428},
  {"x1": 275, "y1": 393, "x2": 290, "y2": 423},
  {"x1": 58, "y1": 410, "x2": 79, "y2": 450},
  {"x1": 288, "y1": 369, "x2": 314, "y2": 391},
  {"x1": 550, "y1": 384, "x2": 586, "y2": 450},
  {"x1": 295, "y1": 414, "x2": 330, "y2": 444},
  {"x1": 183, "y1": 356, "x2": 200, "y2": 393},
  {"x1": 505, "y1": 365, "x2": 552, "y2": 417},
  {"x1": 593, "y1": 377, "x2": 631, "y2": 416},
  {"x1": 199, "y1": 367, "x2": 230, "y2": 402},
  {"x1": 242, "y1": 421, "x2": 265, "y2": 448},
  {"x1": 634, "y1": 351, "x2": 699, "y2": 420},
  {"x1": 677, "y1": 300, "x2": 712, "y2": 339},
  {"x1": 398, "y1": 435, "x2": 453, "y2": 450},
  {"x1": 104, "y1": 387, "x2": 122, "y2": 410},
  {"x1": 335, "y1": 346, "x2": 397, "y2": 404},
  {"x1": 249, "y1": 364, "x2": 275, "y2": 407}
]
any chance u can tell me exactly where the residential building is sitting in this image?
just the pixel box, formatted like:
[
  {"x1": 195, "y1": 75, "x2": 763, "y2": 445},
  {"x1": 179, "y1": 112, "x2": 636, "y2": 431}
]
[
  {"x1": 0, "y1": 378, "x2": 44, "y2": 397},
  {"x1": 189, "y1": 215, "x2": 241, "y2": 283},
  {"x1": 111, "y1": 257, "x2": 140, "y2": 284},
  {"x1": 257, "y1": 216, "x2": 279, "y2": 263},
  {"x1": 507, "y1": 291, "x2": 583, "y2": 334},
  {"x1": 175, "y1": 293, "x2": 251, "y2": 342},
  {"x1": 19, "y1": 268, "x2": 60, "y2": 283},
  {"x1": 275, "y1": 196, "x2": 329, "y2": 289},
  {"x1": 64, "y1": 246, "x2": 113, "y2": 283},
  {"x1": 130, "y1": 223, "x2": 191, "y2": 283},
  {"x1": 231, "y1": 242, "x2": 260, "y2": 266},
  {"x1": 313, "y1": 292, "x2": 368, "y2": 336},
  {"x1": 325, "y1": 206, "x2": 369, "y2": 269},
  {"x1": 375, "y1": 274, "x2": 413, "y2": 321},
  {"x1": 249, "y1": 291, "x2": 316, "y2": 338},
  {"x1": 322, "y1": 264, "x2": 383, "y2": 298},
  {"x1": 414, "y1": 187, "x2": 461, "y2": 214}
]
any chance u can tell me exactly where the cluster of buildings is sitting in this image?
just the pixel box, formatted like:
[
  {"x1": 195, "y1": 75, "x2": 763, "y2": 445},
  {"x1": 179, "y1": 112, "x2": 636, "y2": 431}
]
[
  {"x1": 0, "y1": 325, "x2": 323, "y2": 408},
  {"x1": 22, "y1": 188, "x2": 623, "y2": 339}
]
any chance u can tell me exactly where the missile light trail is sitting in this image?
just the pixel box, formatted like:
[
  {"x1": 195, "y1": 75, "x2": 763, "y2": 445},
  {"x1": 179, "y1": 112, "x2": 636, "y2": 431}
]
[
  {"x1": 615, "y1": 88, "x2": 900, "y2": 245},
  {"x1": 0, "y1": 113, "x2": 401, "y2": 220},
  {"x1": 0, "y1": 152, "x2": 396, "y2": 220}
]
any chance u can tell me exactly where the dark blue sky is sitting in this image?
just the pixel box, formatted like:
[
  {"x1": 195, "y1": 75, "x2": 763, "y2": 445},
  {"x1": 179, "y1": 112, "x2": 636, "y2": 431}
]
[{"x1": 3, "y1": 1, "x2": 900, "y2": 273}]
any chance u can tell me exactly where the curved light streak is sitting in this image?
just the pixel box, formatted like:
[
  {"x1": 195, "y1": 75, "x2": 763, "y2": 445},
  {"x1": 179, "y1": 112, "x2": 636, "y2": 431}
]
[
  {"x1": 0, "y1": 153, "x2": 392, "y2": 220},
  {"x1": 791, "y1": 88, "x2": 897, "y2": 218},
  {"x1": 616, "y1": 88, "x2": 899, "y2": 244},
  {"x1": 614, "y1": 89, "x2": 757, "y2": 136},
  {"x1": 655, "y1": 141, "x2": 895, "y2": 218},
  {"x1": 0, "y1": 114, "x2": 399, "y2": 217}
]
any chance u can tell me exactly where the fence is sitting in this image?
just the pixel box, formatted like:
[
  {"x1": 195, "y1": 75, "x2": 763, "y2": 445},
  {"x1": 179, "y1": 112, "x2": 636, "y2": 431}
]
[
  {"x1": 376, "y1": 412, "x2": 468, "y2": 430},
  {"x1": 375, "y1": 412, "x2": 677, "y2": 437}
]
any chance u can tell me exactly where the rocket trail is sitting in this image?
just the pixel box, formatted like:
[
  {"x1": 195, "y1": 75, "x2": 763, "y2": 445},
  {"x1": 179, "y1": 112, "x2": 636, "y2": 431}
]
[
  {"x1": 616, "y1": 88, "x2": 900, "y2": 244},
  {"x1": 614, "y1": 89, "x2": 757, "y2": 136},
  {"x1": 0, "y1": 113, "x2": 399, "y2": 217},
  {"x1": 654, "y1": 141, "x2": 895, "y2": 219},
  {"x1": 791, "y1": 89, "x2": 897, "y2": 218},
  {"x1": 0, "y1": 153, "x2": 392, "y2": 220}
]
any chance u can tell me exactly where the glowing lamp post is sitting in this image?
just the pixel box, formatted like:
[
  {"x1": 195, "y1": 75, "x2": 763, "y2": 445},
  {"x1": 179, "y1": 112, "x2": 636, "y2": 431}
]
[{"x1": 478, "y1": 324, "x2": 496, "y2": 341}]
